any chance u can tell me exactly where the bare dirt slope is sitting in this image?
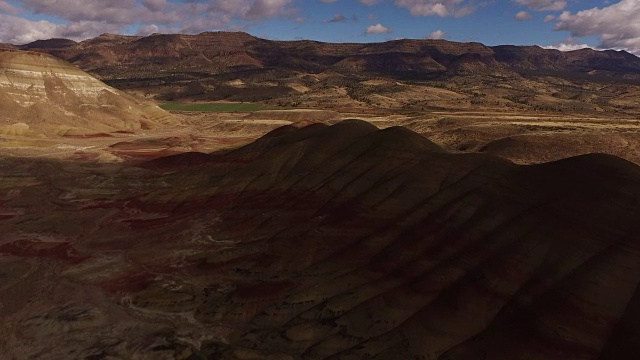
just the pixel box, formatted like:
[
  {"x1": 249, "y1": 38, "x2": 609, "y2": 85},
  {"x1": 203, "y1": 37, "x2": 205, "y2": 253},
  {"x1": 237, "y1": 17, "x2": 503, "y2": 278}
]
[
  {"x1": 0, "y1": 49, "x2": 173, "y2": 137},
  {"x1": 1, "y1": 120, "x2": 639, "y2": 359}
]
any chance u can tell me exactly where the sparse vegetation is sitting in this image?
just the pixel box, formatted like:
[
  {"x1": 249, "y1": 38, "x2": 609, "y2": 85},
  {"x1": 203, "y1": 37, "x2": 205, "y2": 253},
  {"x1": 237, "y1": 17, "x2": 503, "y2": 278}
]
[{"x1": 160, "y1": 102, "x2": 277, "y2": 112}]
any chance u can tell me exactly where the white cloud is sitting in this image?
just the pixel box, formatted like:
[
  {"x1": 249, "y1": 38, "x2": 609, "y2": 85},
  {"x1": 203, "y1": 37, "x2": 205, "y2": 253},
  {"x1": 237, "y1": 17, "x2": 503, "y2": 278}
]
[
  {"x1": 516, "y1": 0, "x2": 566, "y2": 12},
  {"x1": 544, "y1": 14, "x2": 555, "y2": 22},
  {"x1": 543, "y1": 43, "x2": 590, "y2": 52},
  {"x1": 21, "y1": 0, "x2": 140, "y2": 24},
  {"x1": 555, "y1": 0, "x2": 640, "y2": 55},
  {"x1": 359, "y1": 0, "x2": 380, "y2": 5},
  {"x1": 0, "y1": 14, "x2": 120, "y2": 44},
  {"x1": 0, "y1": 14, "x2": 60, "y2": 43},
  {"x1": 0, "y1": 0, "x2": 19, "y2": 15},
  {"x1": 515, "y1": 11, "x2": 532, "y2": 20},
  {"x1": 142, "y1": 0, "x2": 167, "y2": 12},
  {"x1": 426, "y1": 29, "x2": 446, "y2": 39},
  {"x1": 137, "y1": 24, "x2": 160, "y2": 36},
  {"x1": 541, "y1": 36, "x2": 594, "y2": 52},
  {"x1": 542, "y1": 43, "x2": 591, "y2": 52},
  {"x1": 0, "y1": 0, "x2": 298, "y2": 43},
  {"x1": 366, "y1": 23, "x2": 391, "y2": 34},
  {"x1": 394, "y1": 0, "x2": 477, "y2": 17}
]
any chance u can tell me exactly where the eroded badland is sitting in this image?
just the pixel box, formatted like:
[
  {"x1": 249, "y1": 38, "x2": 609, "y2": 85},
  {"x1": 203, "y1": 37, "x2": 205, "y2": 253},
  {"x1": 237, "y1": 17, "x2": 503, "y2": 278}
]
[{"x1": 1, "y1": 33, "x2": 640, "y2": 359}]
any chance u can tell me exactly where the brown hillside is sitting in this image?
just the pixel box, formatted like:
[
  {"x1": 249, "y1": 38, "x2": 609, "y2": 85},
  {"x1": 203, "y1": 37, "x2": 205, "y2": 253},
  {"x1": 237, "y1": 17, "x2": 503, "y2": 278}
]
[
  {"x1": 22, "y1": 32, "x2": 640, "y2": 81},
  {"x1": 1, "y1": 120, "x2": 639, "y2": 359},
  {"x1": 17, "y1": 32, "x2": 640, "y2": 116}
]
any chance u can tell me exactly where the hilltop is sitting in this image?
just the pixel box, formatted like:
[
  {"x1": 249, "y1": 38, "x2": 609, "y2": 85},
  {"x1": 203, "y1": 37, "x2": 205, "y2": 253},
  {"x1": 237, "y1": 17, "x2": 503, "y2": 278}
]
[
  {"x1": 0, "y1": 49, "x2": 172, "y2": 138},
  {"x1": 1, "y1": 120, "x2": 639, "y2": 359}
]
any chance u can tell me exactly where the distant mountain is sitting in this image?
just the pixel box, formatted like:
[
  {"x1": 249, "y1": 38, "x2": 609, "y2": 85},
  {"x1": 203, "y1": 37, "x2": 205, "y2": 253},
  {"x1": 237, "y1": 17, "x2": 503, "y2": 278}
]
[
  {"x1": 494, "y1": 44, "x2": 640, "y2": 76},
  {"x1": 19, "y1": 32, "x2": 640, "y2": 81},
  {"x1": 20, "y1": 38, "x2": 77, "y2": 50},
  {"x1": 15, "y1": 32, "x2": 640, "y2": 114},
  {"x1": 0, "y1": 49, "x2": 172, "y2": 137}
]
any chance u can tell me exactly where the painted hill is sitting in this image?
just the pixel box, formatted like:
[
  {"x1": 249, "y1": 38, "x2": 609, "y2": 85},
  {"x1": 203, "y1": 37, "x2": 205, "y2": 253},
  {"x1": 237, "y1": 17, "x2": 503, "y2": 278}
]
[
  {"x1": 0, "y1": 49, "x2": 172, "y2": 137},
  {"x1": 1, "y1": 120, "x2": 639, "y2": 359}
]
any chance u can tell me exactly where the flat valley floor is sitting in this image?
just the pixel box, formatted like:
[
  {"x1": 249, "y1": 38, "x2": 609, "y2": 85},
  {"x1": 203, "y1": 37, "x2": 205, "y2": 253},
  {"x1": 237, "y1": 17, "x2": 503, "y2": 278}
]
[{"x1": 2, "y1": 108, "x2": 640, "y2": 166}]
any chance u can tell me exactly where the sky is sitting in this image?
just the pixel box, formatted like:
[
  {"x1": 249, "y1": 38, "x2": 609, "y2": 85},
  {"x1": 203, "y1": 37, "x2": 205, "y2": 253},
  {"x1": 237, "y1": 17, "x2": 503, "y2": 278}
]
[{"x1": 0, "y1": 1, "x2": 639, "y2": 55}]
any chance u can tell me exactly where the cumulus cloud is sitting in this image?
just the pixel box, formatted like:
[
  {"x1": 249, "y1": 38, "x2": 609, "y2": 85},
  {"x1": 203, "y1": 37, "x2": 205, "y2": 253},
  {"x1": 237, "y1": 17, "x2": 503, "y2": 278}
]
[
  {"x1": 22, "y1": 0, "x2": 142, "y2": 24},
  {"x1": 0, "y1": 14, "x2": 121, "y2": 43},
  {"x1": 137, "y1": 24, "x2": 160, "y2": 36},
  {"x1": 243, "y1": 0, "x2": 296, "y2": 20},
  {"x1": 544, "y1": 14, "x2": 555, "y2": 22},
  {"x1": 327, "y1": 14, "x2": 348, "y2": 22},
  {"x1": 326, "y1": 13, "x2": 359, "y2": 23},
  {"x1": 555, "y1": 0, "x2": 640, "y2": 55},
  {"x1": 0, "y1": 15, "x2": 60, "y2": 43},
  {"x1": 542, "y1": 37, "x2": 592, "y2": 52},
  {"x1": 0, "y1": 0, "x2": 297, "y2": 43},
  {"x1": 366, "y1": 23, "x2": 391, "y2": 34},
  {"x1": 542, "y1": 42, "x2": 591, "y2": 52},
  {"x1": 359, "y1": 0, "x2": 380, "y2": 5},
  {"x1": 426, "y1": 29, "x2": 446, "y2": 39},
  {"x1": 394, "y1": 0, "x2": 477, "y2": 17},
  {"x1": 516, "y1": 0, "x2": 566, "y2": 12},
  {"x1": 142, "y1": 0, "x2": 167, "y2": 12},
  {"x1": 515, "y1": 11, "x2": 532, "y2": 20},
  {"x1": 0, "y1": 0, "x2": 19, "y2": 15}
]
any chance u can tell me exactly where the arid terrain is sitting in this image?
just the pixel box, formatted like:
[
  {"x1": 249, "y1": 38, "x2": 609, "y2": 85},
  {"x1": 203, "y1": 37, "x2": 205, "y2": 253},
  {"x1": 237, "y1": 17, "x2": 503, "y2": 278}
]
[
  {"x1": 19, "y1": 32, "x2": 640, "y2": 115},
  {"x1": 1, "y1": 33, "x2": 640, "y2": 360},
  {"x1": 2, "y1": 121, "x2": 640, "y2": 359},
  {"x1": 4, "y1": 32, "x2": 640, "y2": 166}
]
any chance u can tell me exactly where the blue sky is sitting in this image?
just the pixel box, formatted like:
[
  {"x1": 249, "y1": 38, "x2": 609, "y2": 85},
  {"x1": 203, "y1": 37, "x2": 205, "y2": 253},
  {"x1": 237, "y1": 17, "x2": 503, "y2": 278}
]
[
  {"x1": 0, "y1": 1, "x2": 638, "y2": 55},
  {"x1": 254, "y1": 0, "x2": 602, "y2": 45}
]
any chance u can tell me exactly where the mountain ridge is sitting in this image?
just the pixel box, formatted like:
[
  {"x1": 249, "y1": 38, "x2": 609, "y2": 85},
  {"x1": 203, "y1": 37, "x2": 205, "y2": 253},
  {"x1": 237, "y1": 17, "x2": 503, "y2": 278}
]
[
  {"x1": 14, "y1": 31, "x2": 640, "y2": 116},
  {"x1": 18, "y1": 31, "x2": 640, "y2": 81}
]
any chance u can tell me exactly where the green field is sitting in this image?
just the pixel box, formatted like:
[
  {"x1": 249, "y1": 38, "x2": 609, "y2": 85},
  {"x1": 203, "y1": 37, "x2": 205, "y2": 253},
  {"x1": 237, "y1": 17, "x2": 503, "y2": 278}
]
[{"x1": 160, "y1": 102, "x2": 275, "y2": 112}]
